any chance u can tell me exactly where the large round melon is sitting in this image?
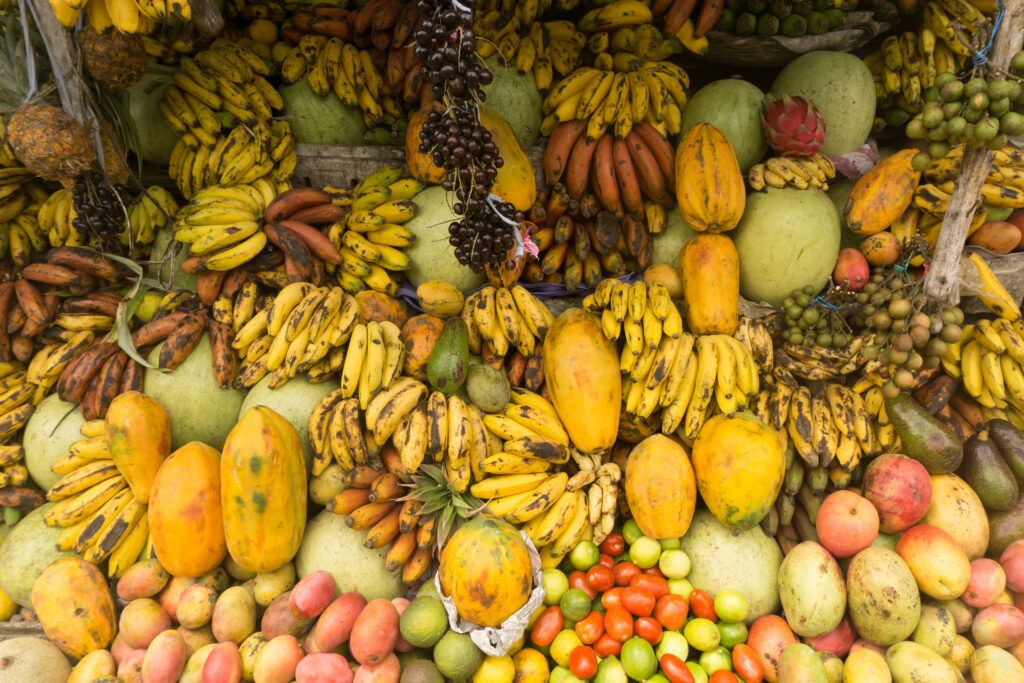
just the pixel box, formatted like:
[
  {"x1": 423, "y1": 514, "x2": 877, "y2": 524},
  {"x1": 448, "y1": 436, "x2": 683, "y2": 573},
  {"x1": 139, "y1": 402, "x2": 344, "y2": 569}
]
[
  {"x1": 122, "y1": 67, "x2": 179, "y2": 166},
  {"x1": 0, "y1": 637, "x2": 72, "y2": 682},
  {"x1": 826, "y1": 178, "x2": 864, "y2": 249},
  {"x1": 732, "y1": 187, "x2": 841, "y2": 306},
  {"x1": 404, "y1": 186, "x2": 488, "y2": 293},
  {"x1": 769, "y1": 51, "x2": 876, "y2": 157},
  {"x1": 239, "y1": 374, "x2": 340, "y2": 473},
  {"x1": 148, "y1": 227, "x2": 197, "y2": 291},
  {"x1": 650, "y1": 209, "x2": 698, "y2": 266},
  {"x1": 678, "y1": 510, "x2": 782, "y2": 623},
  {"x1": 280, "y1": 79, "x2": 367, "y2": 145},
  {"x1": 295, "y1": 510, "x2": 405, "y2": 601},
  {"x1": 0, "y1": 504, "x2": 79, "y2": 607},
  {"x1": 681, "y1": 79, "x2": 768, "y2": 172},
  {"x1": 481, "y1": 56, "x2": 543, "y2": 147},
  {"x1": 23, "y1": 394, "x2": 85, "y2": 491},
  {"x1": 143, "y1": 334, "x2": 244, "y2": 450}
]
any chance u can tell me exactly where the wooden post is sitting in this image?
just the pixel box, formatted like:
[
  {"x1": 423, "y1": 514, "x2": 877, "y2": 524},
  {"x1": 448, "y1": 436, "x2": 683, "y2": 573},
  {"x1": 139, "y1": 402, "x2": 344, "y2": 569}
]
[
  {"x1": 923, "y1": 0, "x2": 1024, "y2": 302},
  {"x1": 26, "y1": 0, "x2": 88, "y2": 125}
]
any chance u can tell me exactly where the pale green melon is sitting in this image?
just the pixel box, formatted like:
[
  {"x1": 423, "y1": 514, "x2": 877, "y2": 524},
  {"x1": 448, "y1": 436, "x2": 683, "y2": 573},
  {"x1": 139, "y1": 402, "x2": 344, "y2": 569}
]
[
  {"x1": 280, "y1": 79, "x2": 367, "y2": 145},
  {"x1": 681, "y1": 79, "x2": 768, "y2": 172},
  {"x1": 826, "y1": 178, "x2": 863, "y2": 249},
  {"x1": 404, "y1": 186, "x2": 488, "y2": 293},
  {"x1": 143, "y1": 334, "x2": 244, "y2": 450},
  {"x1": 650, "y1": 208, "x2": 698, "y2": 267},
  {"x1": 122, "y1": 67, "x2": 179, "y2": 166},
  {"x1": 0, "y1": 504, "x2": 79, "y2": 607},
  {"x1": 732, "y1": 187, "x2": 841, "y2": 306},
  {"x1": 239, "y1": 374, "x2": 341, "y2": 473},
  {"x1": 0, "y1": 637, "x2": 72, "y2": 682},
  {"x1": 481, "y1": 56, "x2": 543, "y2": 147},
  {"x1": 23, "y1": 394, "x2": 85, "y2": 491},
  {"x1": 295, "y1": 510, "x2": 405, "y2": 602},
  {"x1": 148, "y1": 227, "x2": 197, "y2": 291},
  {"x1": 769, "y1": 51, "x2": 877, "y2": 157}
]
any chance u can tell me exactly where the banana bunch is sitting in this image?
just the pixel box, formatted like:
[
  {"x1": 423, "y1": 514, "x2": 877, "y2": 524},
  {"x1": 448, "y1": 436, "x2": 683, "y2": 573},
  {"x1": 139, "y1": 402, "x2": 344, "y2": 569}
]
[
  {"x1": 322, "y1": 166, "x2": 421, "y2": 296},
  {"x1": 0, "y1": 125, "x2": 47, "y2": 228},
  {"x1": 733, "y1": 315, "x2": 776, "y2": 374},
  {"x1": 461, "y1": 285, "x2": 555, "y2": 360},
  {"x1": 764, "y1": 458, "x2": 832, "y2": 554},
  {"x1": 582, "y1": 22, "x2": 705, "y2": 65},
  {"x1": 172, "y1": 183, "x2": 271, "y2": 274},
  {"x1": 772, "y1": 336, "x2": 874, "y2": 382},
  {"x1": 233, "y1": 281, "x2": 397, "y2": 391},
  {"x1": 477, "y1": 0, "x2": 586, "y2": 29},
  {"x1": 140, "y1": 30, "x2": 197, "y2": 65},
  {"x1": 541, "y1": 58, "x2": 690, "y2": 139},
  {"x1": 584, "y1": 279, "x2": 682, "y2": 350},
  {"x1": 943, "y1": 318, "x2": 1024, "y2": 422},
  {"x1": 852, "y1": 375, "x2": 903, "y2": 453},
  {"x1": 748, "y1": 155, "x2": 837, "y2": 192},
  {"x1": 915, "y1": 146, "x2": 1024, "y2": 220},
  {"x1": 42, "y1": 421, "x2": 149, "y2": 577},
  {"x1": 51, "y1": 0, "x2": 187, "y2": 30},
  {"x1": 476, "y1": 18, "x2": 586, "y2": 91},
  {"x1": 0, "y1": 358, "x2": 43, "y2": 447},
  {"x1": 959, "y1": 251, "x2": 1023, "y2": 321},
  {"x1": 36, "y1": 186, "x2": 178, "y2": 250}
]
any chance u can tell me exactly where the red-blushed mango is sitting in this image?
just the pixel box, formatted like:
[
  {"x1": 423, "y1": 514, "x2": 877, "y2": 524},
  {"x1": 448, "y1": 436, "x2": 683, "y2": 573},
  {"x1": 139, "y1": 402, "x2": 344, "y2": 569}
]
[
  {"x1": 140, "y1": 629, "x2": 187, "y2": 683},
  {"x1": 895, "y1": 524, "x2": 971, "y2": 600}
]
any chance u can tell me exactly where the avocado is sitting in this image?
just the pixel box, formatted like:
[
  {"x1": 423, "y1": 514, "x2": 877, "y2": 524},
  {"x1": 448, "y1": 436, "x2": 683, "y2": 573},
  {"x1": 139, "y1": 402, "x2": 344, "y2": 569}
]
[
  {"x1": 465, "y1": 364, "x2": 511, "y2": 413},
  {"x1": 885, "y1": 393, "x2": 963, "y2": 474},
  {"x1": 426, "y1": 318, "x2": 469, "y2": 395},
  {"x1": 958, "y1": 431, "x2": 1020, "y2": 511},
  {"x1": 987, "y1": 419, "x2": 1024, "y2": 484},
  {"x1": 988, "y1": 494, "x2": 1024, "y2": 557}
]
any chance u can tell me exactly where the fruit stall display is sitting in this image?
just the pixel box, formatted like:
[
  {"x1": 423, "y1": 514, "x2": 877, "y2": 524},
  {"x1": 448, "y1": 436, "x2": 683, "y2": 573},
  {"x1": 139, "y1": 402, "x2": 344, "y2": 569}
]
[{"x1": 4, "y1": 0, "x2": 1024, "y2": 680}]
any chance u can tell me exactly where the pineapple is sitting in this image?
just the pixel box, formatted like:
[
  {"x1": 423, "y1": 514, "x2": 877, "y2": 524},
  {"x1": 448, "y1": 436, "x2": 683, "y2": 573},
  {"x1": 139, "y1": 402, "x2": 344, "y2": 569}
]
[
  {"x1": 400, "y1": 464, "x2": 486, "y2": 552},
  {"x1": 77, "y1": 25, "x2": 147, "y2": 91}
]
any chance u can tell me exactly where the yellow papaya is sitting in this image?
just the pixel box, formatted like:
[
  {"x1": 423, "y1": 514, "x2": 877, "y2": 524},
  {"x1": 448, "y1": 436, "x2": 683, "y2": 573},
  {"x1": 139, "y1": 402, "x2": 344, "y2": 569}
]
[
  {"x1": 679, "y1": 233, "x2": 739, "y2": 335},
  {"x1": 844, "y1": 148, "x2": 921, "y2": 235},
  {"x1": 624, "y1": 435, "x2": 697, "y2": 539},
  {"x1": 105, "y1": 391, "x2": 171, "y2": 504},
  {"x1": 675, "y1": 123, "x2": 746, "y2": 233},
  {"x1": 31, "y1": 557, "x2": 116, "y2": 659}
]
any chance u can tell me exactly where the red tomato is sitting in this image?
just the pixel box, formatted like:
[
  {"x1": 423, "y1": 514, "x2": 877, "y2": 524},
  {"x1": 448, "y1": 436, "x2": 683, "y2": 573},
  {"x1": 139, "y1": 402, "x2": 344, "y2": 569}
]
[
  {"x1": 689, "y1": 589, "x2": 718, "y2": 622},
  {"x1": 568, "y1": 570, "x2": 596, "y2": 599},
  {"x1": 530, "y1": 606, "x2": 563, "y2": 647},
  {"x1": 732, "y1": 643, "x2": 764, "y2": 683},
  {"x1": 587, "y1": 565, "x2": 615, "y2": 593},
  {"x1": 630, "y1": 574, "x2": 670, "y2": 600},
  {"x1": 569, "y1": 645, "x2": 598, "y2": 680},
  {"x1": 613, "y1": 561, "x2": 641, "y2": 587},
  {"x1": 601, "y1": 587, "x2": 624, "y2": 611},
  {"x1": 654, "y1": 594, "x2": 689, "y2": 631},
  {"x1": 710, "y1": 671, "x2": 740, "y2": 683},
  {"x1": 594, "y1": 633, "x2": 622, "y2": 657},
  {"x1": 660, "y1": 653, "x2": 696, "y2": 683},
  {"x1": 599, "y1": 532, "x2": 625, "y2": 556},
  {"x1": 621, "y1": 585, "x2": 656, "y2": 617},
  {"x1": 574, "y1": 611, "x2": 605, "y2": 645},
  {"x1": 643, "y1": 565, "x2": 665, "y2": 578},
  {"x1": 603, "y1": 606, "x2": 634, "y2": 642},
  {"x1": 598, "y1": 553, "x2": 616, "y2": 569},
  {"x1": 634, "y1": 616, "x2": 663, "y2": 645}
]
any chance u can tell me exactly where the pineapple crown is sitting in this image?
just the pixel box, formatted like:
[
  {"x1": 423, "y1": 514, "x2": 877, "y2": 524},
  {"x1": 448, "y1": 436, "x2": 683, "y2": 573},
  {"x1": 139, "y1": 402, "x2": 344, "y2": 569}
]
[
  {"x1": 761, "y1": 93, "x2": 827, "y2": 157},
  {"x1": 399, "y1": 464, "x2": 486, "y2": 550}
]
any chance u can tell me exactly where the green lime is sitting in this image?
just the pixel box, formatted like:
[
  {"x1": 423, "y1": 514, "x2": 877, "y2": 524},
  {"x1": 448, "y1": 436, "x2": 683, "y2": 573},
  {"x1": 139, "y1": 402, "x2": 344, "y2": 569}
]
[
  {"x1": 399, "y1": 596, "x2": 449, "y2": 648},
  {"x1": 718, "y1": 620, "x2": 748, "y2": 649},
  {"x1": 658, "y1": 538, "x2": 681, "y2": 550},
  {"x1": 433, "y1": 630, "x2": 483, "y2": 680},
  {"x1": 621, "y1": 637, "x2": 658, "y2": 680},
  {"x1": 648, "y1": 676, "x2": 671, "y2": 683},
  {"x1": 542, "y1": 568, "x2": 569, "y2": 606},
  {"x1": 683, "y1": 618, "x2": 721, "y2": 652},
  {"x1": 658, "y1": 549, "x2": 691, "y2": 579},
  {"x1": 629, "y1": 536, "x2": 662, "y2": 569},
  {"x1": 550, "y1": 629, "x2": 583, "y2": 668},
  {"x1": 622, "y1": 519, "x2": 643, "y2": 545},
  {"x1": 714, "y1": 588, "x2": 749, "y2": 623},
  {"x1": 559, "y1": 588, "x2": 592, "y2": 622},
  {"x1": 687, "y1": 661, "x2": 709, "y2": 683},
  {"x1": 668, "y1": 578, "x2": 694, "y2": 597},
  {"x1": 568, "y1": 540, "x2": 600, "y2": 571},
  {"x1": 656, "y1": 630, "x2": 689, "y2": 662},
  {"x1": 699, "y1": 646, "x2": 733, "y2": 675}
]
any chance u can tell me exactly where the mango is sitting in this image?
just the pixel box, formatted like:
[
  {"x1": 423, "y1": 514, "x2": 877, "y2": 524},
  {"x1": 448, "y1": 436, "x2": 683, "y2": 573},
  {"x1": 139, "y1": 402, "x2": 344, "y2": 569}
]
[
  {"x1": 777, "y1": 643, "x2": 828, "y2": 682},
  {"x1": 911, "y1": 603, "x2": 956, "y2": 657},
  {"x1": 971, "y1": 644, "x2": 1024, "y2": 682},
  {"x1": 847, "y1": 547, "x2": 920, "y2": 646},
  {"x1": 885, "y1": 641, "x2": 959, "y2": 683},
  {"x1": 778, "y1": 541, "x2": 846, "y2": 638}
]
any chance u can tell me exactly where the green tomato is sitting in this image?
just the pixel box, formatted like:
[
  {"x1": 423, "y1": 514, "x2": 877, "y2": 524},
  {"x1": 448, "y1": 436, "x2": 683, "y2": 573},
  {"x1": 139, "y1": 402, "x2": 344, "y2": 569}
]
[
  {"x1": 658, "y1": 549, "x2": 691, "y2": 579},
  {"x1": 542, "y1": 568, "x2": 569, "y2": 606},
  {"x1": 559, "y1": 588, "x2": 592, "y2": 622},
  {"x1": 700, "y1": 646, "x2": 733, "y2": 675},
  {"x1": 718, "y1": 620, "x2": 748, "y2": 649},
  {"x1": 591, "y1": 595, "x2": 606, "y2": 614},
  {"x1": 629, "y1": 536, "x2": 662, "y2": 569},
  {"x1": 622, "y1": 518, "x2": 643, "y2": 545},
  {"x1": 655, "y1": 630, "x2": 689, "y2": 663},
  {"x1": 620, "y1": 637, "x2": 658, "y2": 681},
  {"x1": 550, "y1": 629, "x2": 583, "y2": 668},
  {"x1": 568, "y1": 540, "x2": 600, "y2": 571},
  {"x1": 658, "y1": 537, "x2": 681, "y2": 550},
  {"x1": 668, "y1": 578, "x2": 694, "y2": 597},
  {"x1": 686, "y1": 661, "x2": 709, "y2": 683},
  {"x1": 714, "y1": 588, "x2": 750, "y2": 623},
  {"x1": 683, "y1": 618, "x2": 721, "y2": 652}
]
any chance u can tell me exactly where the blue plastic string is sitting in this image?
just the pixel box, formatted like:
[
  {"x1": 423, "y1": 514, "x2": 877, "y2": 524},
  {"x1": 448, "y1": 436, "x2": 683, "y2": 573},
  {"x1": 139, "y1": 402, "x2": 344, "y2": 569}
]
[
  {"x1": 812, "y1": 296, "x2": 839, "y2": 311},
  {"x1": 973, "y1": 0, "x2": 1005, "y2": 68}
]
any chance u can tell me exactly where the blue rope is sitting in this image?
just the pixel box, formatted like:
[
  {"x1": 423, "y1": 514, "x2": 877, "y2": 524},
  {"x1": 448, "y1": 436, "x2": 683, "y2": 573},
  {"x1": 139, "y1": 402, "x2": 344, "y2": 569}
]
[
  {"x1": 973, "y1": 0, "x2": 1005, "y2": 69},
  {"x1": 812, "y1": 296, "x2": 839, "y2": 311}
]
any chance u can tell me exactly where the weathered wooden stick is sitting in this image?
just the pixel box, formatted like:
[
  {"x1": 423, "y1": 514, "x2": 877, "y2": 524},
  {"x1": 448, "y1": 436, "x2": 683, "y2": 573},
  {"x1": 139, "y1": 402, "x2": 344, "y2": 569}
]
[
  {"x1": 26, "y1": 0, "x2": 88, "y2": 125},
  {"x1": 923, "y1": 0, "x2": 1024, "y2": 301}
]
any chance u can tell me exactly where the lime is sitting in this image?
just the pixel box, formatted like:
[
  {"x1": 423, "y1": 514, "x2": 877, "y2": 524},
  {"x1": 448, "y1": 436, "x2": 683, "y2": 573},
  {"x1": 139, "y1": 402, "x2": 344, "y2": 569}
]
[
  {"x1": 559, "y1": 588, "x2": 592, "y2": 622},
  {"x1": 658, "y1": 538, "x2": 681, "y2": 550},
  {"x1": 621, "y1": 637, "x2": 658, "y2": 680},
  {"x1": 472, "y1": 654, "x2": 515, "y2": 683},
  {"x1": 699, "y1": 646, "x2": 733, "y2": 675},
  {"x1": 595, "y1": 655, "x2": 628, "y2": 682},
  {"x1": 714, "y1": 588, "x2": 749, "y2": 623},
  {"x1": 549, "y1": 666, "x2": 572, "y2": 683},
  {"x1": 433, "y1": 630, "x2": 484, "y2": 680},
  {"x1": 718, "y1": 620, "x2": 748, "y2": 649},
  {"x1": 542, "y1": 568, "x2": 569, "y2": 606},
  {"x1": 622, "y1": 519, "x2": 643, "y2": 545},
  {"x1": 683, "y1": 618, "x2": 721, "y2": 652},
  {"x1": 648, "y1": 676, "x2": 671, "y2": 683},
  {"x1": 568, "y1": 540, "x2": 600, "y2": 571},
  {"x1": 399, "y1": 596, "x2": 449, "y2": 648},
  {"x1": 656, "y1": 630, "x2": 689, "y2": 663},
  {"x1": 417, "y1": 581, "x2": 440, "y2": 600},
  {"x1": 658, "y1": 549, "x2": 691, "y2": 579},
  {"x1": 668, "y1": 578, "x2": 694, "y2": 597},
  {"x1": 550, "y1": 629, "x2": 583, "y2": 668},
  {"x1": 629, "y1": 536, "x2": 661, "y2": 569},
  {"x1": 687, "y1": 661, "x2": 710, "y2": 683}
]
